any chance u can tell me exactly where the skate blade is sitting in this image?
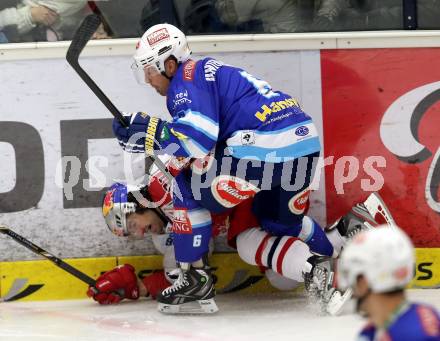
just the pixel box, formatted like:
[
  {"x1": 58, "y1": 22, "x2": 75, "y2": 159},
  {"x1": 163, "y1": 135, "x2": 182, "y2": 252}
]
[
  {"x1": 363, "y1": 193, "x2": 396, "y2": 227},
  {"x1": 326, "y1": 288, "x2": 353, "y2": 316},
  {"x1": 158, "y1": 298, "x2": 219, "y2": 314}
]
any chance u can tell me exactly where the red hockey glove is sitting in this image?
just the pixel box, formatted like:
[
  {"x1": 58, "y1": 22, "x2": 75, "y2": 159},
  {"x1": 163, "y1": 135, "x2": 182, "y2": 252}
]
[
  {"x1": 141, "y1": 271, "x2": 172, "y2": 300},
  {"x1": 87, "y1": 264, "x2": 140, "y2": 305}
]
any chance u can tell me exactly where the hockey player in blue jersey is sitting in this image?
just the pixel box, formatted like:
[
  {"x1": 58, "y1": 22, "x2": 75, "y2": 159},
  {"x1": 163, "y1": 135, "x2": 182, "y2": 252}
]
[
  {"x1": 113, "y1": 23, "x2": 337, "y2": 314},
  {"x1": 338, "y1": 226, "x2": 440, "y2": 341}
]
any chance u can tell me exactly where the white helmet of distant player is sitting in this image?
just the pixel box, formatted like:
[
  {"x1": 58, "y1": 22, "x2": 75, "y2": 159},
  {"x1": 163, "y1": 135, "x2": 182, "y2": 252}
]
[
  {"x1": 338, "y1": 225, "x2": 415, "y2": 293},
  {"x1": 132, "y1": 24, "x2": 191, "y2": 84}
]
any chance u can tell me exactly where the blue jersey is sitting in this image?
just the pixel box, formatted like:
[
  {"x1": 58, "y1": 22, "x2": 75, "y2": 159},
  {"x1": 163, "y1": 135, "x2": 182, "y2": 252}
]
[
  {"x1": 358, "y1": 302, "x2": 440, "y2": 341},
  {"x1": 160, "y1": 58, "x2": 321, "y2": 162}
]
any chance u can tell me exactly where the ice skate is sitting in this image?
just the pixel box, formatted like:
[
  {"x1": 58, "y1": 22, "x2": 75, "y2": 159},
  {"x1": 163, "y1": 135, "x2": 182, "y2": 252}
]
[
  {"x1": 157, "y1": 266, "x2": 218, "y2": 314},
  {"x1": 362, "y1": 192, "x2": 396, "y2": 227},
  {"x1": 304, "y1": 256, "x2": 352, "y2": 316},
  {"x1": 326, "y1": 192, "x2": 396, "y2": 256}
]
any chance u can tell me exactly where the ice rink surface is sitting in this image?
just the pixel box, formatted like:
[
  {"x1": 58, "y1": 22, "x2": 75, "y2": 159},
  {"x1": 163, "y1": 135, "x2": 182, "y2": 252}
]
[{"x1": 1, "y1": 289, "x2": 439, "y2": 341}]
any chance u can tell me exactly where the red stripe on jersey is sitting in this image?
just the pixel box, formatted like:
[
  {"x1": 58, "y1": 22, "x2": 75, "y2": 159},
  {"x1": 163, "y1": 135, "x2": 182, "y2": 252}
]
[
  {"x1": 276, "y1": 237, "x2": 297, "y2": 275},
  {"x1": 255, "y1": 235, "x2": 271, "y2": 267}
]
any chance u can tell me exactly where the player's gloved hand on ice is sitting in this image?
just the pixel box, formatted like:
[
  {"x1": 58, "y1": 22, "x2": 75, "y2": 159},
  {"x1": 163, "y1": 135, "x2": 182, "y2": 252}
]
[
  {"x1": 142, "y1": 271, "x2": 172, "y2": 300},
  {"x1": 112, "y1": 112, "x2": 164, "y2": 154},
  {"x1": 87, "y1": 264, "x2": 140, "y2": 305}
]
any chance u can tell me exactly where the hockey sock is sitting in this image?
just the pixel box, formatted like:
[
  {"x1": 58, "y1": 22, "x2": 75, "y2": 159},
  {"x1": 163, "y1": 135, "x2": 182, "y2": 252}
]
[{"x1": 236, "y1": 228, "x2": 312, "y2": 282}]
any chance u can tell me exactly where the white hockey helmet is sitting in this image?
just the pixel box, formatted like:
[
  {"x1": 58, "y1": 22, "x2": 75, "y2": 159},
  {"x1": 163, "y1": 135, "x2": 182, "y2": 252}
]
[
  {"x1": 102, "y1": 183, "x2": 137, "y2": 237},
  {"x1": 338, "y1": 225, "x2": 415, "y2": 293},
  {"x1": 132, "y1": 24, "x2": 191, "y2": 84}
]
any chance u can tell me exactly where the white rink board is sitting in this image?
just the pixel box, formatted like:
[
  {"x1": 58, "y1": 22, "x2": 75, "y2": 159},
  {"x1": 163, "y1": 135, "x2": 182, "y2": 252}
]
[
  {"x1": 0, "y1": 51, "x2": 325, "y2": 261},
  {"x1": 1, "y1": 289, "x2": 439, "y2": 341}
]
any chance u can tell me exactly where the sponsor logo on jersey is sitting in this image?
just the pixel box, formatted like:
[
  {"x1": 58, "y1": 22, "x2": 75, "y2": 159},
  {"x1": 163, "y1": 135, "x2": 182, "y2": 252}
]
[
  {"x1": 172, "y1": 89, "x2": 192, "y2": 109},
  {"x1": 147, "y1": 28, "x2": 170, "y2": 47},
  {"x1": 211, "y1": 175, "x2": 260, "y2": 208},
  {"x1": 172, "y1": 209, "x2": 193, "y2": 234},
  {"x1": 295, "y1": 126, "x2": 309, "y2": 136},
  {"x1": 255, "y1": 98, "x2": 300, "y2": 122},
  {"x1": 204, "y1": 59, "x2": 224, "y2": 81},
  {"x1": 288, "y1": 188, "x2": 310, "y2": 215},
  {"x1": 183, "y1": 60, "x2": 196, "y2": 81},
  {"x1": 102, "y1": 189, "x2": 115, "y2": 217},
  {"x1": 262, "y1": 111, "x2": 295, "y2": 126},
  {"x1": 240, "y1": 131, "x2": 255, "y2": 145}
]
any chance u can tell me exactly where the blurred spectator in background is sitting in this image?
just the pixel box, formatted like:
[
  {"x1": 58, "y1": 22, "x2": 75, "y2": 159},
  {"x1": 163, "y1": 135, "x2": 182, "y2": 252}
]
[
  {"x1": 1, "y1": 0, "x2": 435, "y2": 43},
  {"x1": 139, "y1": 0, "x2": 227, "y2": 35},
  {"x1": 356, "y1": 0, "x2": 402, "y2": 30},
  {"x1": 309, "y1": 0, "x2": 403, "y2": 32},
  {"x1": 215, "y1": 0, "x2": 300, "y2": 33},
  {"x1": 310, "y1": 0, "x2": 350, "y2": 31},
  {"x1": 182, "y1": 0, "x2": 229, "y2": 34},
  {"x1": 94, "y1": 0, "x2": 146, "y2": 39},
  {"x1": 91, "y1": 21, "x2": 111, "y2": 40},
  {"x1": 0, "y1": 0, "x2": 56, "y2": 42},
  {"x1": 0, "y1": 0, "x2": 89, "y2": 43},
  {"x1": 140, "y1": 0, "x2": 174, "y2": 33},
  {"x1": 417, "y1": 0, "x2": 440, "y2": 29}
]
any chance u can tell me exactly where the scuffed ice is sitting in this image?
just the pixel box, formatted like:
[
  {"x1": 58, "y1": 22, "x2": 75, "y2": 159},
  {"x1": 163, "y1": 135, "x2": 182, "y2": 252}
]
[{"x1": 1, "y1": 290, "x2": 438, "y2": 341}]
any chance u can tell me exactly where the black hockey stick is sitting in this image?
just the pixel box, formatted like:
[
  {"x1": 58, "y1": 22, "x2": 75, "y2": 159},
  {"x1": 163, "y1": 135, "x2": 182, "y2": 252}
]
[
  {"x1": 0, "y1": 225, "x2": 96, "y2": 286},
  {"x1": 66, "y1": 14, "x2": 176, "y2": 186},
  {"x1": 66, "y1": 14, "x2": 127, "y2": 127}
]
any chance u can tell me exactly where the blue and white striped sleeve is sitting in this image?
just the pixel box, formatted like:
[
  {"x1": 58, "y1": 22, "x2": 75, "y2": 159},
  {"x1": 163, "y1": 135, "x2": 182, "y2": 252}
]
[{"x1": 159, "y1": 87, "x2": 219, "y2": 158}]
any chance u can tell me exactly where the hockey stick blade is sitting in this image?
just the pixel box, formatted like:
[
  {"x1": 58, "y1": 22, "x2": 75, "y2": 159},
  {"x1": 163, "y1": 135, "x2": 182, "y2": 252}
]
[
  {"x1": 66, "y1": 14, "x2": 101, "y2": 64},
  {"x1": 66, "y1": 14, "x2": 127, "y2": 127},
  {"x1": 0, "y1": 225, "x2": 96, "y2": 286},
  {"x1": 66, "y1": 15, "x2": 178, "y2": 188}
]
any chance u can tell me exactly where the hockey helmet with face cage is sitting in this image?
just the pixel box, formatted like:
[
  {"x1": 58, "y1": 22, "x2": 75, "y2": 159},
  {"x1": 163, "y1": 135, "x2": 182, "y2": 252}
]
[
  {"x1": 337, "y1": 225, "x2": 415, "y2": 294},
  {"x1": 102, "y1": 178, "x2": 173, "y2": 237},
  {"x1": 132, "y1": 23, "x2": 191, "y2": 84},
  {"x1": 102, "y1": 182, "x2": 137, "y2": 237}
]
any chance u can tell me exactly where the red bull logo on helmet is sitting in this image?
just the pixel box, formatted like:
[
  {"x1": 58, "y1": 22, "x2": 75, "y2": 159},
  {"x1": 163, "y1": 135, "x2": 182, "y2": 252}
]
[{"x1": 102, "y1": 189, "x2": 115, "y2": 217}]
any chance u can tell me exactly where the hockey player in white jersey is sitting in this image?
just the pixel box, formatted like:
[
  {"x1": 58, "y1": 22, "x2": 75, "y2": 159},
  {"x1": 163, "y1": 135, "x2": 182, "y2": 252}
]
[{"x1": 88, "y1": 182, "x2": 309, "y2": 307}]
